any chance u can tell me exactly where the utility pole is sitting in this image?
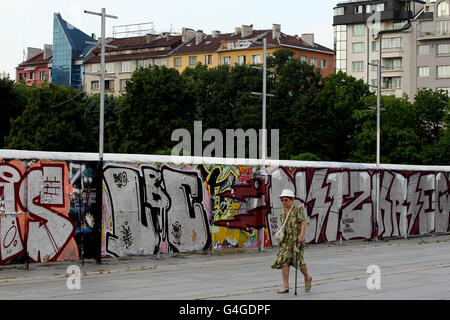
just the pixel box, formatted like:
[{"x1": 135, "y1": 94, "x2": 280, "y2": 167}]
[
  {"x1": 84, "y1": 8, "x2": 118, "y2": 264},
  {"x1": 84, "y1": 8, "x2": 118, "y2": 162},
  {"x1": 368, "y1": 60, "x2": 383, "y2": 242},
  {"x1": 251, "y1": 38, "x2": 275, "y2": 252}
]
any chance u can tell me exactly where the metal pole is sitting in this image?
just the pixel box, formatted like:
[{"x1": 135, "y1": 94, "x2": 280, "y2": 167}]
[
  {"x1": 375, "y1": 59, "x2": 381, "y2": 242},
  {"x1": 99, "y1": 8, "x2": 106, "y2": 163},
  {"x1": 260, "y1": 38, "x2": 267, "y2": 252}
]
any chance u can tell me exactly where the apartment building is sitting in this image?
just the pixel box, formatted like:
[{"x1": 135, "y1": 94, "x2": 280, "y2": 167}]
[
  {"x1": 170, "y1": 24, "x2": 335, "y2": 77},
  {"x1": 16, "y1": 45, "x2": 52, "y2": 87},
  {"x1": 412, "y1": 0, "x2": 450, "y2": 94},
  {"x1": 333, "y1": 0, "x2": 425, "y2": 99},
  {"x1": 84, "y1": 34, "x2": 182, "y2": 96}
]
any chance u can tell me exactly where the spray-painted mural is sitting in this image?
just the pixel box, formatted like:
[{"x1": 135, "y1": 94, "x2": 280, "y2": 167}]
[
  {"x1": 0, "y1": 157, "x2": 99, "y2": 264},
  {"x1": 0, "y1": 152, "x2": 449, "y2": 263}
]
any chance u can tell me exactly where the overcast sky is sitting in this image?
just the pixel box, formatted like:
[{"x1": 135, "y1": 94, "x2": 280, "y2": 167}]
[{"x1": 1, "y1": 0, "x2": 338, "y2": 80}]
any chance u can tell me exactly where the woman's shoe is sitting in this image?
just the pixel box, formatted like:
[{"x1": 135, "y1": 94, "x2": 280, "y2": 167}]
[
  {"x1": 305, "y1": 277, "x2": 312, "y2": 292},
  {"x1": 277, "y1": 287, "x2": 289, "y2": 294}
]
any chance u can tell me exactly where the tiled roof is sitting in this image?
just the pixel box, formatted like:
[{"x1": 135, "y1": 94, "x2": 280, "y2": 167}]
[
  {"x1": 171, "y1": 29, "x2": 334, "y2": 55},
  {"x1": 85, "y1": 35, "x2": 182, "y2": 63},
  {"x1": 279, "y1": 33, "x2": 334, "y2": 54},
  {"x1": 90, "y1": 35, "x2": 182, "y2": 53},
  {"x1": 17, "y1": 51, "x2": 52, "y2": 69},
  {"x1": 171, "y1": 32, "x2": 234, "y2": 55}
]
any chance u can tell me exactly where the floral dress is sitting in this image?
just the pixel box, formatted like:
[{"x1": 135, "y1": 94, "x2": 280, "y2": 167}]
[{"x1": 271, "y1": 204, "x2": 306, "y2": 270}]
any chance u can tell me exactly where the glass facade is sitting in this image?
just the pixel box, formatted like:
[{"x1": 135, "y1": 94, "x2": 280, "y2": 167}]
[
  {"x1": 51, "y1": 13, "x2": 95, "y2": 89},
  {"x1": 51, "y1": 14, "x2": 72, "y2": 86},
  {"x1": 334, "y1": 25, "x2": 347, "y2": 72}
]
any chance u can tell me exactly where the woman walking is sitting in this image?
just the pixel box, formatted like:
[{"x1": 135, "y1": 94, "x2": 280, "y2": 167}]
[{"x1": 271, "y1": 189, "x2": 312, "y2": 293}]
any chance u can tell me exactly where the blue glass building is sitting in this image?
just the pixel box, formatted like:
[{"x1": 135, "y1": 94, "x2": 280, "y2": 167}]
[{"x1": 51, "y1": 13, "x2": 96, "y2": 88}]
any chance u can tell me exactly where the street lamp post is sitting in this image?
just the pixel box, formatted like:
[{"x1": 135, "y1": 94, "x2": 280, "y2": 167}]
[
  {"x1": 251, "y1": 38, "x2": 275, "y2": 251},
  {"x1": 84, "y1": 8, "x2": 118, "y2": 264}
]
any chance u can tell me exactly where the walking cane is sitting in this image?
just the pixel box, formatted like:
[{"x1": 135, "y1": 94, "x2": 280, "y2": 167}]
[{"x1": 295, "y1": 238, "x2": 298, "y2": 295}]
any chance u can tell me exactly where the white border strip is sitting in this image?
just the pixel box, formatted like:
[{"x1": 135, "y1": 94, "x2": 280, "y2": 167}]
[{"x1": 0, "y1": 149, "x2": 449, "y2": 171}]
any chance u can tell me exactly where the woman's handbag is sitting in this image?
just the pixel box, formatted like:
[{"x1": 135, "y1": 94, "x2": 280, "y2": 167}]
[{"x1": 274, "y1": 206, "x2": 293, "y2": 243}]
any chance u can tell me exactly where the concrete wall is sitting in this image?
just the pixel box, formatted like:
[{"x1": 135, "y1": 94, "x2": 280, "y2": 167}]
[{"x1": 0, "y1": 150, "x2": 449, "y2": 263}]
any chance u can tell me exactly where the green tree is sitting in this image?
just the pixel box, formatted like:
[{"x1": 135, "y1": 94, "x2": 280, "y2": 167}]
[
  {"x1": 5, "y1": 83, "x2": 96, "y2": 152},
  {"x1": 313, "y1": 71, "x2": 372, "y2": 161},
  {"x1": 114, "y1": 65, "x2": 195, "y2": 154},
  {"x1": 413, "y1": 88, "x2": 449, "y2": 145},
  {"x1": 267, "y1": 49, "x2": 324, "y2": 160},
  {"x1": 349, "y1": 95, "x2": 421, "y2": 164},
  {"x1": 0, "y1": 78, "x2": 27, "y2": 148},
  {"x1": 83, "y1": 93, "x2": 121, "y2": 152}
]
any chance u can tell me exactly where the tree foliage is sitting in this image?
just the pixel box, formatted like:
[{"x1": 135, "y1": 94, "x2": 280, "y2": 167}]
[{"x1": 5, "y1": 83, "x2": 96, "y2": 152}]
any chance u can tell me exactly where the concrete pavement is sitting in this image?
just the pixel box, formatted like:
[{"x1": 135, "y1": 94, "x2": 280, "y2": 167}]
[{"x1": 0, "y1": 234, "x2": 449, "y2": 300}]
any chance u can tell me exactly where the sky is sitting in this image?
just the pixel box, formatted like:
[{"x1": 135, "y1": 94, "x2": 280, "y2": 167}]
[{"x1": 1, "y1": 0, "x2": 338, "y2": 80}]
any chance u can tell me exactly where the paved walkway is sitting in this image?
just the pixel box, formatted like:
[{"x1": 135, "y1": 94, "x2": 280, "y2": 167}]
[{"x1": 0, "y1": 235, "x2": 449, "y2": 300}]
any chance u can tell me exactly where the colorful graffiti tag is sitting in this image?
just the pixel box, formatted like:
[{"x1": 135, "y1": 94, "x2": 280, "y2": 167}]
[{"x1": 0, "y1": 152, "x2": 449, "y2": 263}]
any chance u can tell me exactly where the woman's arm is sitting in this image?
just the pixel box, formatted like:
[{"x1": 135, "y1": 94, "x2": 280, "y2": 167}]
[{"x1": 298, "y1": 220, "x2": 306, "y2": 243}]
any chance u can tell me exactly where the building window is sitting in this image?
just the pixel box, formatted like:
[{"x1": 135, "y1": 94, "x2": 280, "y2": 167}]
[
  {"x1": 437, "y1": 1, "x2": 450, "y2": 17},
  {"x1": 105, "y1": 62, "x2": 115, "y2": 73},
  {"x1": 91, "y1": 63, "x2": 100, "y2": 73},
  {"x1": 321, "y1": 59, "x2": 327, "y2": 69},
  {"x1": 352, "y1": 42, "x2": 365, "y2": 53},
  {"x1": 105, "y1": 80, "x2": 114, "y2": 91},
  {"x1": 437, "y1": 44, "x2": 450, "y2": 56},
  {"x1": 418, "y1": 45, "x2": 430, "y2": 55},
  {"x1": 438, "y1": 21, "x2": 450, "y2": 35},
  {"x1": 120, "y1": 79, "x2": 129, "y2": 91},
  {"x1": 353, "y1": 24, "x2": 365, "y2": 36},
  {"x1": 418, "y1": 66, "x2": 430, "y2": 77},
  {"x1": 205, "y1": 55, "x2": 213, "y2": 65},
  {"x1": 372, "y1": 41, "x2": 380, "y2": 52},
  {"x1": 385, "y1": 58, "x2": 402, "y2": 70},
  {"x1": 437, "y1": 65, "x2": 450, "y2": 78},
  {"x1": 334, "y1": 7, "x2": 344, "y2": 16},
  {"x1": 137, "y1": 60, "x2": 149, "y2": 68},
  {"x1": 376, "y1": 3, "x2": 385, "y2": 12},
  {"x1": 38, "y1": 71, "x2": 47, "y2": 81},
  {"x1": 393, "y1": 77, "x2": 402, "y2": 89},
  {"x1": 382, "y1": 37, "x2": 402, "y2": 50},
  {"x1": 173, "y1": 57, "x2": 182, "y2": 68},
  {"x1": 120, "y1": 61, "x2": 132, "y2": 73},
  {"x1": 18, "y1": 72, "x2": 26, "y2": 81},
  {"x1": 366, "y1": 5, "x2": 373, "y2": 13},
  {"x1": 237, "y1": 55, "x2": 246, "y2": 65},
  {"x1": 91, "y1": 80, "x2": 99, "y2": 91},
  {"x1": 310, "y1": 57, "x2": 318, "y2": 67},
  {"x1": 189, "y1": 56, "x2": 197, "y2": 66},
  {"x1": 154, "y1": 58, "x2": 168, "y2": 67},
  {"x1": 222, "y1": 56, "x2": 231, "y2": 65},
  {"x1": 251, "y1": 54, "x2": 261, "y2": 64},
  {"x1": 352, "y1": 61, "x2": 364, "y2": 72},
  {"x1": 355, "y1": 5, "x2": 363, "y2": 14},
  {"x1": 300, "y1": 56, "x2": 308, "y2": 63}
]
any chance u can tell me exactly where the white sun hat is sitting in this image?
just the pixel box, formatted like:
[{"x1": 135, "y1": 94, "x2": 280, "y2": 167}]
[{"x1": 279, "y1": 189, "x2": 295, "y2": 198}]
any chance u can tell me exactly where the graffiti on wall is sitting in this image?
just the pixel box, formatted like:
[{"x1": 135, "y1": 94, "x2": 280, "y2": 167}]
[
  {"x1": 103, "y1": 164, "x2": 212, "y2": 256},
  {"x1": 0, "y1": 160, "x2": 77, "y2": 263},
  {"x1": 0, "y1": 154, "x2": 448, "y2": 263}
]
